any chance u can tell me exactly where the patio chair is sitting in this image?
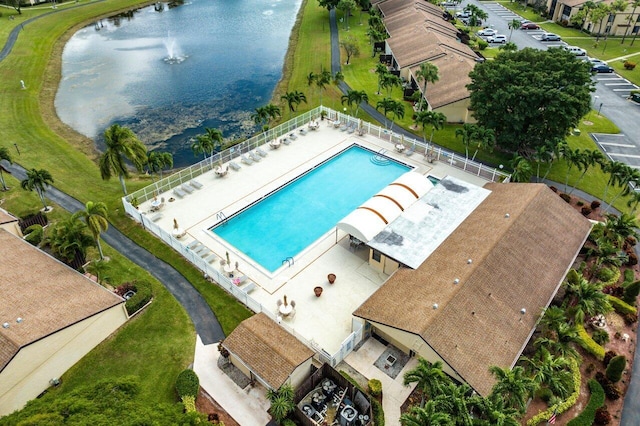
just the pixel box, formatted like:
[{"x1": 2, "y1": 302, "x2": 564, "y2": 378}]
[
  {"x1": 256, "y1": 147, "x2": 268, "y2": 157},
  {"x1": 339, "y1": 122, "x2": 348, "y2": 132},
  {"x1": 149, "y1": 212, "x2": 163, "y2": 222},
  {"x1": 173, "y1": 187, "x2": 187, "y2": 198},
  {"x1": 249, "y1": 151, "x2": 261, "y2": 162},
  {"x1": 282, "y1": 137, "x2": 291, "y2": 145},
  {"x1": 181, "y1": 183, "x2": 194, "y2": 194},
  {"x1": 189, "y1": 179, "x2": 203, "y2": 189},
  {"x1": 347, "y1": 123, "x2": 355, "y2": 134},
  {"x1": 241, "y1": 155, "x2": 253, "y2": 165},
  {"x1": 229, "y1": 161, "x2": 241, "y2": 171},
  {"x1": 299, "y1": 128, "x2": 307, "y2": 136},
  {"x1": 405, "y1": 146, "x2": 415, "y2": 157},
  {"x1": 289, "y1": 133, "x2": 298, "y2": 140}
]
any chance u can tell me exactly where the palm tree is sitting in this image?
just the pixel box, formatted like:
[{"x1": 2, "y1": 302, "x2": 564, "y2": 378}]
[
  {"x1": 78, "y1": 201, "x2": 109, "y2": 260},
  {"x1": 569, "y1": 149, "x2": 604, "y2": 194},
  {"x1": 376, "y1": 97, "x2": 401, "y2": 129},
  {"x1": 85, "y1": 259, "x2": 110, "y2": 285},
  {"x1": 563, "y1": 273, "x2": 612, "y2": 323},
  {"x1": 499, "y1": 42, "x2": 518, "y2": 53},
  {"x1": 607, "y1": 164, "x2": 640, "y2": 212},
  {"x1": 622, "y1": 0, "x2": 640, "y2": 44},
  {"x1": 532, "y1": 144, "x2": 553, "y2": 182},
  {"x1": 266, "y1": 384, "x2": 295, "y2": 424},
  {"x1": 591, "y1": 3, "x2": 611, "y2": 41},
  {"x1": 508, "y1": 18, "x2": 520, "y2": 42},
  {"x1": 400, "y1": 401, "x2": 453, "y2": 426},
  {"x1": 403, "y1": 358, "x2": 449, "y2": 408},
  {"x1": 520, "y1": 347, "x2": 572, "y2": 398},
  {"x1": 488, "y1": 366, "x2": 536, "y2": 414},
  {"x1": 191, "y1": 134, "x2": 213, "y2": 160},
  {"x1": 341, "y1": 89, "x2": 368, "y2": 117},
  {"x1": 315, "y1": 69, "x2": 333, "y2": 104},
  {"x1": 455, "y1": 123, "x2": 478, "y2": 159},
  {"x1": 99, "y1": 124, "x2": 147, "y2": 195},
  {"x1": 468, "y1": 393, "x2": 520, "y2": 426},
  {"x1": 380, "y1": 73, "x2": 401, "y2": 96},
  {"x1": 471, "y1": 126, "x2": 495, "y2": 161},
  {"x1": 21, "y1": 168, "x2": 54, "y2": 211},
  {"x1": 541, "y1": 140, "x2": 566, "y2": 181},
  {"x1": 607, "y1": 0, "x2": 629, "y2": 38},
  {"x1": 375, "y1": 63, "x2": 388, "y2": 95},
  {"x1": 281, "y1": 90, "x2": 307, "y2": 118},
  {"x1": 47, "y1": 213, "x2": 95, "y2": 264},
  {"x1": 559, "y1": 146, "x2": 583, "y2": 192},
  {"x1": 204, "y1": 127, "x2": 224, "y2": 154},
  {"x1": 415, "y1": 111, "x2": 446, "y2": 149},
  {"x1": 146, "y1": 151, "x2": 173, "y2": 180},
  {"x1": 0, "y1": 146, "x2": 13, "y2": 191},
  {"x1": 601, "y1": 160, "x2": 626, "y2": 206},
  {"x1": 337, "y1": 0, "x2": 357, "y2": 30},
  {"x1": 627, "y1": 189, "x2": 640, "y2": 214},
  {"x1": 415, "y1": 62, "x2": 439, "y2": 112},
  {"x1": 432, "y1": 382, "x2": 473, "y2": 425},
  {"x1": 594, "y1": 213, "x2": 640, "y2": 247},
  {"x1": 251, "y1": 106, "x2": 270, "y2": 133}
]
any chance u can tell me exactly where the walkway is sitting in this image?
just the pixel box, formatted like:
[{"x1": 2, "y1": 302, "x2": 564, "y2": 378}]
[{"x1": 2, "y1": 161, "x2": 224, "y2": 345}]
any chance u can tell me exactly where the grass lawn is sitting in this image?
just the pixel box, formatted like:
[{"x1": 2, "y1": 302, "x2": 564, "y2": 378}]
[{"x1": 497, "y1": 1, "x2": 546, "y2": 22}]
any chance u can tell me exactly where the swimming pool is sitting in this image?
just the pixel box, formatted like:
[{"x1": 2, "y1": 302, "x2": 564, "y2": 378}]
[{"x1": 211, "y1": 145, "x2": 411, "y2": 272}]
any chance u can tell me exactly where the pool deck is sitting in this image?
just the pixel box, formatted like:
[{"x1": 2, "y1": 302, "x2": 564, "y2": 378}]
[{"x1": 142, "y1": 121, "x2": 491, "y2": 356}]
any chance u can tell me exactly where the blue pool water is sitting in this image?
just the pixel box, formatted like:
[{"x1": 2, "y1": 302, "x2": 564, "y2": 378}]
[{"x1": 211, "y1": 146, "x2": 411, "y2": 272}]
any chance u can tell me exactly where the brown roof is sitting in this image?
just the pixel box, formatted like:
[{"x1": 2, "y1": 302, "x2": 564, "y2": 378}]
[
  {"x1": 0, "y1": 208, "x2": 18, "y2": 225},
  {"x1": 223, "y1": 313, "x2": 314, "y2": 389},
  {"x1": 0, "y1": 229, "x2": 125, "y2": 372},
  {"x1": 410, "y1": 54, "x2": 477, "y2": 109},
  {"x1": 354, "y1": 184, "x2": 591, "y2": 395},
  {"x1": 559, "y1": 0, "x2": 590, "y2": 7},
  {"x1": 384, "y1": 8, "x2": 458, "y2": 39},
  {"x1": 378, "y1": 0, "x2": 442, "y2": 18}
]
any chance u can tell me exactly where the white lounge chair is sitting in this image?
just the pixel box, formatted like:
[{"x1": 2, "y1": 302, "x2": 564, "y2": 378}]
[
  {"x1": 289, "y1": 133, "x2": 298, "y2": 140},
  {"x1": 229, "y1": 161, "x2": 241, "y2": 171},
  {"x1": 190, "y1": 180, "x2": 203, "y2": 189},
  {"x1": 282, "y1": 137, "x2": 291, "y2": 145},
  {"x1": 405, "y1": 146, "x2": 415, "y2": 157},
  {"x1": 249, "y1": 151, "x2": 261, "y2": 162},
  {"x1": 149, "y1": 212, "x2": 163, "y2": 222},
  {"x1": 299, "y1": 128, "x2": 307, "y2": 136},
  {"x1": 256, "y1": 147, "x2": 268, "y2": 157},
  {"x1": 173, "y1": 187, "x2": 187, "y2": 198},
  {"x1": 181, "y1": 184, "x2": 194, "y2": 194},
  {"x1": 241, "y1": 155, "x2": 253, "y2": 165}
]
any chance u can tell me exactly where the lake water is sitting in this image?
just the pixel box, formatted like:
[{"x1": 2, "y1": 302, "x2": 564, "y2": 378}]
[{"x1": 55, "y1": 0, "x2": 302, "y2": 167}]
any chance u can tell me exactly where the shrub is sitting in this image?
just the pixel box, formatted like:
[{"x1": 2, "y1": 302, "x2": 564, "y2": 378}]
[
  {"x1": 477, "y1": 39, "x2": 489, "y2": 50},
  {"x1": 605, "y1": 355, "x2": 626, "y2": 383},
  {"x1": 604, "y1": 351, "x2": 618, "y2": 367},
  {"x1": 181, "y1": 395, "x2": 196, "y2": 413},
  {"x1": 594, "y1": 407, "x2": 611, "y2": 425},
  {"x1": 368, "y1": 378, "x2": 382, "y2": 397},
  {"x1": 595, "y1": 372, "x2": 621, "y2": 400},
  {"x1": 592, "y1": 328, "x2": 610, "y2": 345},
  {"x1": 176, "y1": 369, "x2": 199, "y2": 399},
  {"x1": 576, "y1": 323, "x2": 605, "y2": 361},
  {"x1": 123, "y1": 281, "x2": 152, "y2": 315},
  {"x1": 581, "y1": 206, "x2": 592, "y2": 216},
  {"x1": 591, "y1": 200, "x2": 601, "y2": 209},
  {"x1": 560, "y1": 193, "x2": 571, "y2": 203},
  {"x1": 576, "y1": 200, "x2": 584, "y2": 206},
  {"x1": 607, "y1": 295, "x2": 637, "y2": 316},
  {"x1": 623, "y1": 279, "x2": 640, "y2": 305},
  {"x1": 623, "y1": 312, "x2": 638, "y2": 325},
  {"x1": 550, "y1": 186, "x2": 558, "y2": 193},
  {"x1": 627, "y1": 252, "x2": 638, "y2": 266},
  {"x1": 624, "y1": 60, "x2": 637, "y2": 70},
  {"x1": 624, "y1": 268, "x2": 635, "y2": 283},
  {"x1": 566, "y1": 379, "x2": 605, "y2": 426},
  {"x1": 597, "y1": 267, "x2": 620, "y2": 286},
  {"x1": 535, "y1": 387, "x2": 554, "y2": 404},
  {"x1": 526, "y1": 359, "x2": 580, "y2": 425},
  {"x1": 341, "y1": 371, "x2": 384, "y2": 426},
  {"x1": 281, "y1": 420, "x2": 296, "y2": 426},
  {"x1": 23, "y1": 224, "x2": 43, "y2": 246}
]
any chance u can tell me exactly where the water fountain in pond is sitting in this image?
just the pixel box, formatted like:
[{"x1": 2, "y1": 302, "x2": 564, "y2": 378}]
[{"x1": 163, "y1": 32, "x2": 187, "y2": 64}]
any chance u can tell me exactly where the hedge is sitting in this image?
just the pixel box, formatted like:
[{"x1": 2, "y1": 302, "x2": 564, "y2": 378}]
[
  {"x1": 606, "y1": 295, "x2": 637, "y2": 316},
  {"x1": 23, "y1": 224, "x2": 43, "y2": 246},
  {"x1": 340, "y1": 371, "x2": 384, "y2": 426},
  {"x1": 623, "y1": 280, "x2": 640, "y2": 305},
  {"x1": 181, "y1": 395, "x2": 196, "y2": 413},
  {"x1": 605, "y1": 355, "x2": 626, "y2": 383},
  {"x1": 125, "y1": 281, "x2": 153, "y2": 315},
  {"x1": 576, "y1": 323, "x2": 605, "y2": 361},
  {"x1": 527, "y1": 358, "x2": 581, "y2": 426},
  {"x1": 176, "y1": 369, "x2": 200, "y2": 399},
  {"x1": 566, "y1": 380, "x2": 605, "y2": 426},
  {"x1": 368, "y1": 379, "x2": 382, "y2": 397},
  {"x1": 598, "y1": 267, "x2": 620, "y2": 287}
]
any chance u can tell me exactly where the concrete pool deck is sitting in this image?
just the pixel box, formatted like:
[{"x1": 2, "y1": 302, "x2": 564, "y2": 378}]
[{"x1": 140, "y1": 121, "x2": 492, "y2": 356}]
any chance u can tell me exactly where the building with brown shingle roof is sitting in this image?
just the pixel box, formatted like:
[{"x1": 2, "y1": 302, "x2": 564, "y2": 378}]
[
  {"x1": 223, "y1": 313, "x2": 314, "y2": 390},
  {"x1": 0, "y1": 229, "x2": 128, "y2": 415},
  {"x1": 353, "y1": 183, "x2": 591, "y2": 395},
  {"x1": 0, "y1": 208, "x2": 21, "y2": 237}
]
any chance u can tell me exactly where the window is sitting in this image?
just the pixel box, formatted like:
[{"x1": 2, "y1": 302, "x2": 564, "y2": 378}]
[
  {"x1": 634, "y1": 25, "x2": 640, "y2": 34},
  {"x1": 372, "y1": 250, "x2": 381, "y2": 262},
  {"x1": 608, "y1": 14, "x2": 615, "y2": 23}
]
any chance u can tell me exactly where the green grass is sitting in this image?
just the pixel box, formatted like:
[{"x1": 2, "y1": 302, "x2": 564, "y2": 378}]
[{"x1": 498, "y1": 2, "x2": 546, "y2": 23}]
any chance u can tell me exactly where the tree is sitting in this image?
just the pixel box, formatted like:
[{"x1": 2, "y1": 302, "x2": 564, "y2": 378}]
[
  {"x1": 375, "y1": 63, "x2": 388, "y2": 95},
  {"x1": 21, "y1": 168, "x2": 54, "y2": 211},
  {"x1": 601, "y1": 160, "x2": 627, "y2": 206},
  {"x1": 520, "y1": 347, "x2": 573, "y2": 398},
  {"x1": 204, "y1": 127, "x2": 224, "y2": 153},
  {"x1": 6, "y1": 0, "x2": 21, "y2": 14},
  {"x1": 606, "y1": 164, "x2": 640, "y2": 211},
  {"x1": 341, "y1": 89, "x2": 368, "y2": 117},
  {"x1": 455, "y1": 123, "x2": 478, "y2": 159},
  {"x1": 191, "y1": 134, "x2": 214, "y2": 159},
  {"x1": 488, "y1": 366, "x2": 536, "y2": 414},
  {"x1": 468, "y1": 393, "x2": 520, "y2": 426},
  {"x1": 380, "y1": 72, "x2": 401, "y2": 96},
  {"x1": 509, "y1": 154, "x2": 533, "y2": 182},
  {"x1": 499, "y1": 42, "x2": 518, "y2": 53},
  {"x1": 626, "y1": 189, "x2": 640, "y2": 214},
  {"x1": 622, "y1": 0, "x2": 640, "y2": 44},
  {"x1": 280, "y1": 90, "x2": 307, "y2": 117},
  {"x1": 559, "y1": 146, "x2": 583, "y2": 192},
  {"x1": 99, "y1": 124, "x2": 147, "y2": 195},
  {"x1": 341, "y1": 37, "x2": 360, "y2": 64},
  {"x1": 376, "y1": 97, "x2": 404, "y2": 130},
  {"x1": 85, "y1": 259, "x2": 110, "y2": 285},
  {"x1": 569, "y1": 149, "x2": 604, "y2": 194},
  {"x1": 571, "y1": 1, "x2": 596, "y2": 29},
  {"x1": 337, "y1": 0, "x2": 357, "y2": 30},
  {"x1": 146, "y1": 151, "x2": 173, "y2": 181},
  {"x1": 414, "y1": 111, "x2": 446, "y2": 148},
  {"x1": 47, "y1": 213, "x2": 95, "y2": 264},
  {"x1": 0, "y1": 146, "x2": 13, "y2": 191},
  {"x1": 563, "y1": 273, "x2": 612, "y2": 324},
  {"x1": 318, "y1": 0, "x2": 339, "y2": 11},
  {"x1": 508, "y1": 19, "x2": 520, "y2": 42},
  {"x1": 403, "y1": 358, "x2": 449, "y2": 408},
  {"x1": 400, "y1": 401, "x2": 453, "y2": 426},
  {"x1": 432, "y1": 382, "x2": 473, "y2": 425},
  {"x1": 606, "y1": 0, "x2": 628, "y2": 38},
  {"x1": 415, "y1": 62, "x2": 439, "y2": 112},
  {"x1": 591, "y1": 3, "x2": 611, "y2": 41},
  {"x1": 266, "y1": 384, "x2": 295, "y2": 424},
  {"x1": 471, "y1": 126, "x2": 495, "y2": 161},
  {"x1": 467, "y1": 48, "x2": 593, "y2": 155},
  {"x1": 251, "y1": 106, "x2": 270, "y2": 133},
  {"x1": 78, "y1": 201, "x2": 109, "y2": 260}
]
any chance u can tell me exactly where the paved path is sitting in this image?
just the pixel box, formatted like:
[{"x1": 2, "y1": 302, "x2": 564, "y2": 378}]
[{"x1": 3, "y1": 161, "x2": 224, "y2": 345}]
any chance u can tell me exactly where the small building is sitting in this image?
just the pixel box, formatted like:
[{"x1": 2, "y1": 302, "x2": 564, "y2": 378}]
[
  {"x1": 0, "y1": 229, "x2": 128, "y2": 416},
  {"x1": 222, "y1": 313, "x2": 314, "y2": 390},
  {"x1": 546, "y1": 0, "x2": 640, "y2": 37}
]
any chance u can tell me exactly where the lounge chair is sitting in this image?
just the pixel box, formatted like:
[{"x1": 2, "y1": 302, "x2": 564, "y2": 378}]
[
  {"x1": 289, "y1": 133, "x2": 298, "y2": 140},
  {"x1": 173, "y1": 187, "x2": 187, "y2": 198},
  {"x1": 187, "y1": 240, "x2": 202, "y2": 250},
  {"x1": 256, "y1": 147, "x2": 268, "y2": 157},
  {"x1": 149, "y1": 212, "x2": 163, "y2": 222},
  {"x1": 190, "y1": 179, "x2": 203, "y2": 189},
  {"x1": 181, "y1": 184, "x2": 194, "y2": 194},
  {"x1": 299, "y1": 128, "x2": 307, "y2": 136},
  {"x1": 339, "y1": 123, "x2": 348, "y2": 132},
  {"x1": 282, "y1": 137, "x2": 291, "y2": 145},
  {"x1": 241, "y1": 155, "x2": 253, "y2": 165},
  {"x1": 229, "y1": 161, "x2": 241, "y2": 171},
  {"x1": 405, "y1": 146, "x2": 415, "y2": 157},
  {"x1": 203, "y1": 253, "x2": 217, "y2": 264},
  {"x1": 347, "y1": 123, "x2": 355, "y2": 134},
  {"x1": 249, "y1": 151, "x2": 261, "y2": 162}
]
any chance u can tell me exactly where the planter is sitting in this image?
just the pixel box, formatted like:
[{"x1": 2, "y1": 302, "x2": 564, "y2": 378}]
[
  {"x1": 314, "y1": 286, "x2": 323, "y2": 297},
  {"x1": 328, "y1": 273, "x2": 336, "y2": 284}
]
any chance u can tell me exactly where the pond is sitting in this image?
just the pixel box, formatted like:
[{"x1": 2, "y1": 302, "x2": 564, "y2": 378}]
[{"x1": 55, "y1": 0, "x2": 302, "y2": 167}]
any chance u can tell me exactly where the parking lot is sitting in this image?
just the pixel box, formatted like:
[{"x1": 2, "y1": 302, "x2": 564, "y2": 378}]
[{"x1": 591, "y1": 133, "x2": 640, "y2": 168}]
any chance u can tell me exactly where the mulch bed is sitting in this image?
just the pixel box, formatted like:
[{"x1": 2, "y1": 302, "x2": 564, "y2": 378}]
[{"x1": 195, "y1": 387, "x2": 240, "y2": 426}]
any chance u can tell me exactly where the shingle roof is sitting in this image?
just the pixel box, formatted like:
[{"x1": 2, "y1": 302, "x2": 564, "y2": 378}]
[
  {"x1": 0, "y1": 229, "x2": 125, "y2": 372},
  {"x1": 354, "y1": 183, "x2": 592, "y2": 395},
  {"x1": 410, "y1": 53, "x2": 477, "y2": 109},
  {"x1": 383, "y1": 3, "x2": 457, "y2": 39},
  {"x1": 223, "y1": 313, "x2": 314, "y2": 389},
  {"x1": 0, "y1": 208, "x2": 18, "y2": 225}
]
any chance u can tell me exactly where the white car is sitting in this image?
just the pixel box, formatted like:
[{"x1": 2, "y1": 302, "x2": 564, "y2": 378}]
[
  {"x1": 487, "y1": 35, "x2": 507, "y2": 44},
  {"x1": 565, "y1": 46, "x2": 587, "y2": 56},
  {"x1": 477, "y1": 28, "x2": 498, "y2": 37}
]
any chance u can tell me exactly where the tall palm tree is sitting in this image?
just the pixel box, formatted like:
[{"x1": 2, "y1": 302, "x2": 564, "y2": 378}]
[
  {"x1": 21, "y1": 168, "x2": 54, "y2": 211},
  {"x1": 315, "y1": 69, "x2": 333, "y2": 104},
  {"x1": 85, "y1": 259, "x2": 110, "y2": 285},
  {"x1": 607, "y1": 164, "x2": 640, "y2": 212},
  {"x1": 99, "y1": 124, "x2": 147, "y2": 195},
  {"x1": 0, "y1": 146, "x2": 13, "y2": 191},
  {"x1": 341, "y1": 89, "x2": 368, "y2": 117},
  {"x1": 455, "y1": 123, "x2": 478, "y2": 159},
  {"x1": 375, "y1": 63, "x2": 388, "y2": 95},
  {"x1": 380, "y1": 73, "x2": 401, "y2": 96},
  {"x1": 559, "y1": 146, "x2": 583, "y2": 192},
  {"x1": 591, "y1": 3, "x2": 611, "y2": 41},
  {"x1": 520, "y1": 347, "x2": 572, "y2": 398},
  {"x1": 251, "y1": 106, "x2": 270, "y2": 133},
  {"x1": 281, "y1": 90, "x2": 307, "y2": 118},
  {"x1": 594, "y1": 212, "x2": 640, "y2": 247},
  {"x1": 471, "y1": 126, "x2": 495, "y2": 161},
  {"x1": 541, "y1": 140, "x2": 566, "y2": 181},
  {"x1": 204, "y1": 127, "x2": 224, "y2": 154},
  {"x1": 601, "y1": 160, "x2": 626, "y2": 206},
  {"x1": 432, "y1": 382, "x2": 473, "y2": 426},
  {"x1": 415, "y1": 62, "x2": 439, "y2": 112},
  {"x1": 146, "y1": 151, "x2": 173, "y2": 180},
  {"x1": 78, "y1": 201, "x2": 109, "y2": 260},
  {"x1": 488, "y1": 366, "x2": 536, "y2": 414},
  {"x1": 376, "y1": 97, "x2": 402, "y2": 130},
  {"x1": 626, "y1": 189, "x2": 640, "y2": 214},
  {"x1": 508, "y1": 18, "x2": 520, "y2": 42},
  {"x1": 569, "y1": 149, "x2": 604, "y2": 194},
  {"x1": 607, "y1": 0, "x2": 629, "y2": 37},
  {"x1": 532, "y1": 143, "x2": 553, "y2": 182},
  {"x1": 415, "y1": 111, "x2": 446, "y2": 149},
  {"x1": 468, "y1": 393, "x2": 520, "y2": 426},
  {"x1": 400, "y1": 401, "x2": 453, "y2": 426},
  {"x1": 264, "y1": 103, "x2": 282, "y2": 129},
  {"x1": 403, "y1": 358, "x2": 449, "y2": 408},
  {"x1": 338, "y1": 0, "x2": 357, "y2": 30},
  {"x1": 191, "y1": 134, "x2": 214, "y2": 159},
  {"x1": 622, "y1": 0, "x2": 640, "y2": 44},
  {"x1": 509, "y1": 155, "x2": 533, "y2": 182}
]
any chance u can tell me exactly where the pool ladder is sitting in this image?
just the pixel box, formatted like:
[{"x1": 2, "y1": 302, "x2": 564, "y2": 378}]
[
  {"x1": 216, "y1": 211, "x2": 227, "y2": 224},
  {"x1": 282, "y1": 257, "x2": 294, "y2": 267},
  {"x1": 370, "y1": 148, "x2": 390, "y2": 166}
]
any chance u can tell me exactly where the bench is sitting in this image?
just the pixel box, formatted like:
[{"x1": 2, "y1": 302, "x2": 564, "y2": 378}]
[
  {"x1": 240, "y1": 282, "x2": 256, "y2": 293},
  {"x1": 190, "y1": 179, "x2": 203, "y2": 189},
  {"x1": 203, "y1": 254, "x2": 217, "y2": 264},
  {"x1": 173, "y1": 187, "x2": 186, "y2": 198}
]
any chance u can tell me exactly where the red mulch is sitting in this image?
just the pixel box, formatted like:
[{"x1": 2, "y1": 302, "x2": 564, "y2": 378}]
[{"x1": 195, "y1": 387, "x2": 240, "y2": 426}]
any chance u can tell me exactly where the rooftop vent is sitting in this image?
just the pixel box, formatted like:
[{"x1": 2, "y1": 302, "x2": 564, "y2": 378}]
[
  {"x1": 453, "y1": 278, "x2": 460, "y2": 284},
  {"x1": 505, "y1": 213, "x2": 510, "y2": 218},
  {"x1": 520, "y1": 308, "x2": 526, "y2": 315},
  {"x1": 433, "y1": 303, "x2": 439, "y2": 309},
  {"x1": 467, "y1": 258, "x2": 473, "y2": 264},
  {"x1": 16, "y1": 318, "x2": 23, "y2": 323},
  {"x1": 2, "y1": 323, "x2": 9, "y2": 329}
]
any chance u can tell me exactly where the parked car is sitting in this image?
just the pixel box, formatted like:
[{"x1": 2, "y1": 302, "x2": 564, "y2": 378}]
[
  {"x1": 456, "y1": 11, "x2": 470, "y2": 19},
  {"x1": 477, "y1": 28, "x2": 498, "y2": 37},
  {"x1": 521, "y1": 22, "x2": 540, "y2": 30},
  {"x1": 487, "y1": 35, "x2": 507, "y2": 44},
  {"x1": 591, "y1": 64, "x2": 614, "y2": 73},
  {"x1": 441, "y1": 1, "x2": 457, "y2": 7},
  {"x1": 541, "y1": 33, "x2": 562, "y2": 41},
  {"x1": 588, "y1": 57, "x2": 605, "y2": 65},
  {"x1": 565, "y1": 46, "x2": 586, "y2": 56},
  {"x1": 519, "y1": 19, "x2": 532, "y2": 25}
]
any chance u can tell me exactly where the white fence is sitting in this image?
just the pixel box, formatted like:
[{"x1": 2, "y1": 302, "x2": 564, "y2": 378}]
[{"x1": 122, "y1": 106, "x2": 510, "y2": 366}]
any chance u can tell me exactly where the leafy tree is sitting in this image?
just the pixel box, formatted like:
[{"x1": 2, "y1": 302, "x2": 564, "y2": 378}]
[
  {"x1": 0, "y1": 146, "x2": 13, "y2": 191},
  {"x1": 467, "y1": 48, "x2": 592, "y2": 155},
  {"x1": 571, "y1": 1, "x2": 596, "y2": 29},
  {"x1": 337, "y1": 0, "x2": 357, "y2": 30},
  {"x1": 78, "y1": 201, "x2": 109, "y2": 260},
  {"x1": 591, "y1": 3, "x2": 611, "y2": 41},
  {"x1": 499, "y1": 42, "x2": 518, "y2": 53},
  {"x1": 280, "y1": 90, "x2": 307, "y2": 117},
  {"x1": 318, "y1": 0, "x2": 340, "y2": 12},
  {"x1": 99, "y1": 124, "x2": 147, "y2": 195},
  {"x1": 21, "y1": 168, "x2": 54, "y2": 211},
  {"x1": 341, "y1": 37, "x2": 360, "y2": 65},
  {"x1": 606, "y1": 0, "x2": 627, "y2": 38},
  {"x1": 341, "y1": 89, "x2": 368, "y2": 117},
  {"x1": 5, "y1": 0, "x2": 21, "y2": 14},
  {"x1": 415, "y1": 62, "x2": 439, "y2": 112},
  {"x1": 376, "y1": 97, "x2": 404, "y2": 130},
  {"x1": 403, "y1": 358, "x2": 449, "y2": 408},
  {"x1": 488, "y1": 366, "x2": 536, "y2": 414},
  {"x1": 400, "y1": 400, "x2": 453, "y2": 426},
  {"x1": 146, "y1": 151, "x2": 173, "y2": 180}
]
